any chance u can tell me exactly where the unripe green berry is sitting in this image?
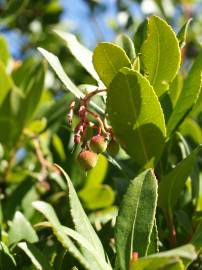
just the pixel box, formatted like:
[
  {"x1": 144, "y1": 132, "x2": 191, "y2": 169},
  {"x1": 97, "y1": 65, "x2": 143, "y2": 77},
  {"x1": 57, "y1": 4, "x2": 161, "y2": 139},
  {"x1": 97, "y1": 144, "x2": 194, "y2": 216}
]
[
  {"x1": 107, "y1": 139, "x2": 120, "y2": 157},
  {"x1": 90, "y1": 135, "x2": 107, "y2": 153},
  {"x1": 78, "y1": 150, "x2": 98, "y2": 171}
]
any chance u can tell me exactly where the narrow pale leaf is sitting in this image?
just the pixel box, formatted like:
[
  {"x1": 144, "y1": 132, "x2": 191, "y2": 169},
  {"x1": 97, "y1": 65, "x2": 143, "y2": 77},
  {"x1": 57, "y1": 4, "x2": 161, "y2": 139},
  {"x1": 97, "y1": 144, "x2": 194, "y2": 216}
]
[
  {"x1": 38, "y1": 47, "x2": 104, "y2": 114},
  {"x1": 32, "y1": 201, "x2": 91, "y2": 270},
  {"x1": 18, "y1": 242, "x2": 53, "y2": 270},
  {"x1": 56, "y1": 165, "x2": 106, "y2": 261},
  {"x1": 54, "y1": 30, "x2": 103, "y2": 86}
]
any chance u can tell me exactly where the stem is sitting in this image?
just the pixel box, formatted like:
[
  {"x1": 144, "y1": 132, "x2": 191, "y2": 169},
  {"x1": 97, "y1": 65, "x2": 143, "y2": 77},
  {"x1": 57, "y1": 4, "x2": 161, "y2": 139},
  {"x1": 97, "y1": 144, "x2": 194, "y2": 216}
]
[
  {"x1": 33, "y1": 137, "x2": 60, "y2": 181},
  {"x1": 165, "y1": 208, "x2": 176, "y2": 247},
  {"x1": 82, "y1": 88, "x2": 107, "y2": 105}
]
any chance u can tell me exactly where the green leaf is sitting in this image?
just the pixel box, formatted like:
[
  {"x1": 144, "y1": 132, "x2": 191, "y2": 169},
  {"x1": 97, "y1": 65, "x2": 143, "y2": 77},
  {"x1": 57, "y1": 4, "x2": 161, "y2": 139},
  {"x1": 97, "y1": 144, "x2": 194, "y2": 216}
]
[
  {"x1": 61, "y1": 226, "x2": 112, "y2": 270},
  {"x1": 16, "y1": 61, "x2": 45, "y2": 125},
  {"x1": 140, "y1": 16, "x2": 181, "y2": 97},
  {"x1": 192, "y1": 222, "x2": 202, "y2": 253},
  {"x1": 131, "y1": 257, "x2": 183, "y2": 270},
  {"x1": 179, "y1": 118, "x2": 202, "y2": 144},
  {"x1": 115, "y1": 170, "x2": 158, "y2": 270},
  {"x1": 134, "y1": 19, "x2": 148, "y2": 53},
  {"x1": 53, "y1": 30, "x2": 103, "y2": 87},
  {"x1": 0, "y1": 36, "x2": 10, "y2": 66},
  {"x1": 56, "y1": 165, "x2": 107, "y2": 262},
  {"x1": 130, "y1": 244, "x2": 197, "y2": 270},
  {"x1": 177, "y1": 18, "x2": 192, "y2": 48},
  {"x1": 93, "y1": 42, "x2": 132, "y2": 87},
  {"x1": 79, "y1": 185, "x2": 115, "y2": 210},
  {"x1": 167, "y1": 50, "x2": 202, "y2": 135},
  {"x1": 32, "y1": 201, "x2": 91, "y2": 270},
  {"x1": 107, "y1": 68, "x2": 166, "y2": 167},
  {"x1": 115, "y1": 34, "x2": 136, "y2": 60},
  {"x1": 147, "y1": 219, "x2": 159, "y2": 255},
  {"x1": 18, "y1": 242, "x2": 53, "y2": 270},
  {"x1": 38, "y1": 47, "x2": 104, "y2": 114},
  {"x1": 158, "y1": 145, "x2": 202, "y2": 211},
  {"x1": 0, "y1": 60, "x2": 13, "y2": 106},
  {"x1": 169, "y1": 74, "x2": 183, "y2": 107},
  {"x1": 8, "y1": 211, "x2": 38, "y2": 245}
]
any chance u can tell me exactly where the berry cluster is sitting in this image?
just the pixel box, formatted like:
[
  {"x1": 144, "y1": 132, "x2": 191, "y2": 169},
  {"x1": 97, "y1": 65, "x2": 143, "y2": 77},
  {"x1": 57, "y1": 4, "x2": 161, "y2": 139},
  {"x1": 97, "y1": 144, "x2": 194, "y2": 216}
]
[{"x1": 67, "y1": 89, "x2": 120, "y2": 171}]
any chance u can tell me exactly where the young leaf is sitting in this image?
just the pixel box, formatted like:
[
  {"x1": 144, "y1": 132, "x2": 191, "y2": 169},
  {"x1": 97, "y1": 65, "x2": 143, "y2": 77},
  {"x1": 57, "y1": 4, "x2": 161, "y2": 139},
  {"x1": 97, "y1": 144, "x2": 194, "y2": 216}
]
[
  {"x1": 115, "y1": 170, "x2": 158, "y2": 270},
  {"x1": 18, "y1": 242, "x2": 53, "y2": 270},
  {"x1": 167, "y1": 50, "x2": 202, "y2": 136},
  {"x1": 140, "y1": 16, "x2": 181, "y2": 97},
  {"x1": 53, "y1": 30, "x2": 103, "y2": 87},
  {"x1": 8, "y1": 211, "x2": 38, "y2": 245},
  {"x1": 38, "y1": 47, "x2": 104, "y2": 114},
  {"x1": 177, "y1": 18, "x2": 192, "y2": 48},
  {"x1": 107, "y1": 68, "x2": 166, "y2": 168},
  {"x1": 93, "y1": 42, "x2": 132, "y2": 87},
  {"x1": 115, "y1": 34, "x2": 136, "y2": 60},
  {"x1": 158, "y1": 145, "x2": 202, "y2": 211}
]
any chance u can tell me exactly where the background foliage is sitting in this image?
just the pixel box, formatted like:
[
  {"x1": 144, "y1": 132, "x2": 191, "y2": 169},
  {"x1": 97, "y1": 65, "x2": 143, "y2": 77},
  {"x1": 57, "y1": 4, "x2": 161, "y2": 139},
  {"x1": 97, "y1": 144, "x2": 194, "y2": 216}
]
[{"x1": 0, "y1": 0, "x2": 202, "y2": 269}]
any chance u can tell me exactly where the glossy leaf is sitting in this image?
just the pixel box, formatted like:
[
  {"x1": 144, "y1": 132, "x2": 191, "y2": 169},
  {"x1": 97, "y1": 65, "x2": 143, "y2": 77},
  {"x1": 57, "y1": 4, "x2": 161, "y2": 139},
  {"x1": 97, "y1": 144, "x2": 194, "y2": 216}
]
[
  {"x1": 158, "y1": 145, "x2": 202, "y2": 211},
  {"x1": 115, "y1": 170, "x2": 158, "y2": 270},
  {"x1": 8, "y1": 211, "x2": 38, "y2": 245},
  {"x1": 167, "y1": 50, "x2": 202, "y2": 135},
  {"x1": 140, "y1": 16, "x2": 181, "y2": 97},
  {"x1": 93, "y1": 42, "x2": 131, "y2": 86},
  {"x1": 107, "y1": 68, "x2": 166, "y2": 167}
]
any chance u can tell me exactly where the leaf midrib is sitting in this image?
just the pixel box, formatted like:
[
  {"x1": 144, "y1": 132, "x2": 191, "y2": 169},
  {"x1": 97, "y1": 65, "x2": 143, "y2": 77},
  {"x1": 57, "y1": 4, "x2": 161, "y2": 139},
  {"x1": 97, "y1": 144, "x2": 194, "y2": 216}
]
[{"x1": 125, "y1": 74, "x2": 149, "y2": 164}]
